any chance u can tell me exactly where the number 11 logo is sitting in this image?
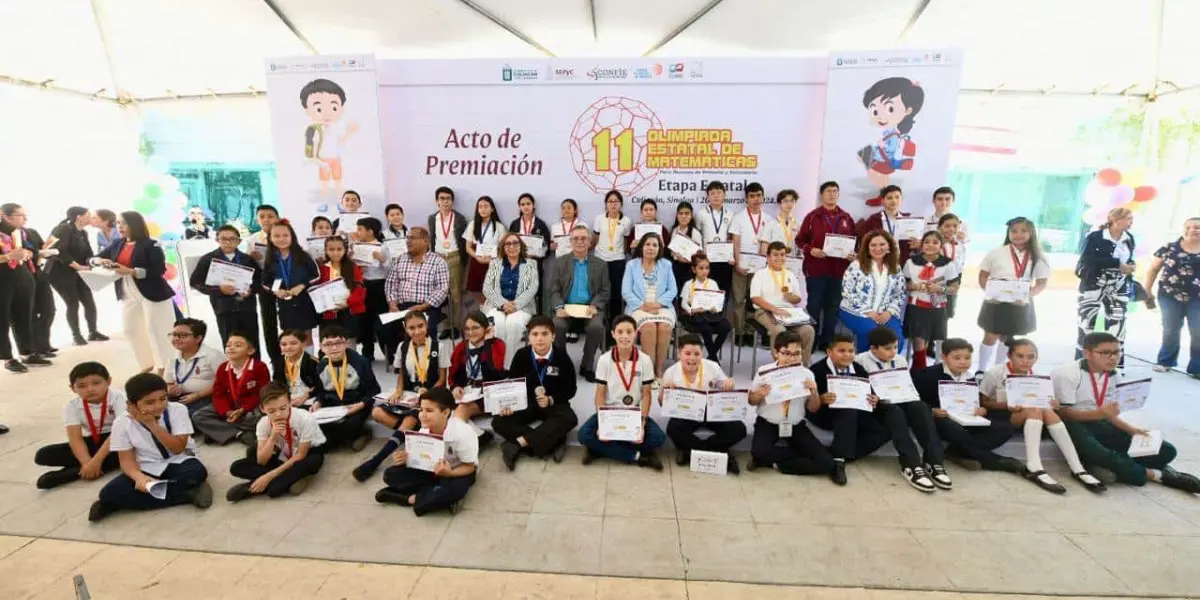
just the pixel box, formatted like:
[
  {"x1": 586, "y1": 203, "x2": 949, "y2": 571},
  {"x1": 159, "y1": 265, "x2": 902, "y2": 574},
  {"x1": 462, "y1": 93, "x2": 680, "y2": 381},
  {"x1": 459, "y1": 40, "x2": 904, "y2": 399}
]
[{"x1": 591, "y1": 128, "x2": 635, "y2": 172}]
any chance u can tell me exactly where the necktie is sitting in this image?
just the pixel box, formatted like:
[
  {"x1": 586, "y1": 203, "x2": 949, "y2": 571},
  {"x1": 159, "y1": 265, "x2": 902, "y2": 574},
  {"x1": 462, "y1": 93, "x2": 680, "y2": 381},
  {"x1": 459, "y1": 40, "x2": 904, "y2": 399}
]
[{"x1": 537, "y1": 358, "x2": 548, "y2": 367}]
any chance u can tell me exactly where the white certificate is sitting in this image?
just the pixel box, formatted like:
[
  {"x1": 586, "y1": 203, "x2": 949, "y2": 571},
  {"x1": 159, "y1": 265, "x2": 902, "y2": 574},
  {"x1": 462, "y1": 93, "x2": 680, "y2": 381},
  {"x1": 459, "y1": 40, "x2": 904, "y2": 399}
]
[
  {"x1": 705, "y1": 241, "x2": 734, "y2": 263},
  {"x1": 520, "y1": 235, "x2": 546, "y2": 258},
  {"x1": 894, "y1": 218, "x2": 926, "y2": 240},
  {"x1": 475, "y1": 242, "x2": 498, "y2": 258},
  {"x1": 553, "y1": 235, "x2": 572, "y2": 257},
  {"x1": 204, "y1": 260, "x2": 254, "y2": 294},
  {"x1": 379, "y1": 310, "x2": 408, "y2": 325},
  {"x1": 774, "y1": 306, "x2": 812, "y2": 326},
  {"x1": 79, "y1": 267, "x2": 120, "y2": 292},
  {"x1": 706, "y1": 390, "x2": 749, "y2": 423},
  {"x1": 634, "y1": 223, "x2": 662, "y2": 243},
  {"x1": 598, "y1": 407, "x2": 643, "y2": 442},
  {"x1": 352, "y1": 242, "x2": 383, "y2": 266},
  {"x1": 822, "y1": 234, "x2": 857, "y2": 258},
  {"x1": 563, "y1": 304, "x2": 591, "y2": 319},
  {"x1": 828, "y1": 376, "x2": 873, "y2": 411},
  {"x1": 691, "y1": 289, "x2": 725, "y2": 312},
  {"x1": 404, "y1": 432, "x2": 445, "y2": 472},
  {"x1": 306, "y1": 236, "x2": 330, "y2": 258},
  {"x1": 668, "y1": 234, "x2": 701, "y2": 259},
  {"x1": 868, "y1": 368, "x2": 920, "y2": 403},
  {"x1": 938, "y1": 381, "x2": 985, "y2": 423},
  {"x1": 459, "y1": 386, "x2": 484, "y2": 403},
  {"x1": 483, "y1": 377, "x2": 529, "y2": 415},
  {"x1": 661, "y1": 388, "x2": 706, "y2": 421},
  {"x1": 1004, "y1": 375, "x2": 1054, "y2": 408},
  {"x1": 738, "y1": 252, "x2": 767, "y2": 272},
  {"x1": 786, "y1": 257, "x2": 804, "y2": 278},
  {"x1": 689, "y1": 449, "x2": 728, "y2": 476},
  {"x1": 1128, "y1": 430, "x2": 1163, "y2": 458},
  {"x1": 383, "y1": 237, "x2": 408, "y2": 257},
  {"x1": 759, "y1": 363, "x2": 812, "y2": 405},
  {"x1": 310, "y1": 406, "x2": 349, "y2": 424},
  {"x1": 337, "y1": 212, "x2": 371, "y2": 234},
  {"x1": 984, "y1": 278, "x2": 1030, "y2": 304},
  {"x1": 309, "y1": 278, "x2": 350, "y2": 313},
  {"x1": 1116, "y1": 378, "x2": 1151, "y2": 412},
  {"x1": 374, "y1": 391, "x2": 419, "y2": 408}
]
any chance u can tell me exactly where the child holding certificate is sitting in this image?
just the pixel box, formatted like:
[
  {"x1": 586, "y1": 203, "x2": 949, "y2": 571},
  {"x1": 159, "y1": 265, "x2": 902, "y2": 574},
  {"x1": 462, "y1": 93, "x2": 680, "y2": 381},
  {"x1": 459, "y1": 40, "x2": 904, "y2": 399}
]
[
  {"x1": 262, "y1": 221, "x2": 322, "y2": 349},
  {"x1": 668, "y1": 202, "x2": 704, "y2": 290},
  {"x1": 626, "y1": 199, "x2": 671, "y2": 257},
  {"x1": 34, "y1": 362, "x2": 123, "y2": 490},
  {"x1": 577, "y1": 315, "x2": 666, "y2": 470},
  {"x1": 448, "y1": 312, "x2": 506, "y2": 441},
  {"x1": 979, "y1": 339, "x2": 1106, "y2": 494},
  {"x1": 659, "y1": 334, "x2": 743, "y2": 471},
  {"x1": 353, "y1": 217, "x2": 390, "y2": 362},
  {"x1": 913, "y1": 338, "x2": 1022, "y2": 474},
  {"x1": 679, "y1": 254, "x2": 732, "y2": 361},
  {"x1": 494, "y1": 316, "x2": 579, "y2": 470},
  {"x1": 902, "y1": 231, "x2": 961, "y2": 371},
  {"x1": 376, "y1": 388, "x2": 478, "y2": 515},
  {"x1": 854, "y1": 327, "x2": 950, "y2": 493},
  {"x1": 750, "y1": 242, "x2": 816, "y2": 365},
  {"x1": 807, "y1": 333, "x2": 891, "y2": 486},
  {"x1": 937, "y1": 214, "x2": 966, "y2": 319},
  {"x1": 745, "y1": 331, "x2": 834, "y2": 477},
  {"x1": 318, "y1": 236, "x2": 366, "y2": 346},
  {"x1": 272, "y1": 330, "x2": 320, "y2": 405},
  {"x1": 312, "y1": 325, "x2": 379, "y2": 452},
  {"x1": 975, "y1": 217, "x2": 1051, "y2": 375},
  {"x1": 226, "y1": 382, "x2": 326, "y2": 502}
]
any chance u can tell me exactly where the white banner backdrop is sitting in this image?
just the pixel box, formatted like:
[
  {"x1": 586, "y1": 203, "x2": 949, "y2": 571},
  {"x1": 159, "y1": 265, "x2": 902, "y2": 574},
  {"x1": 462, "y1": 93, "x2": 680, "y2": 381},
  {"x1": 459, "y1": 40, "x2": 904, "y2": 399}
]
[
  {"x1": 264, "y1": 55, "x2": 388, "y2": 222},
  {"x1": 817, "y1": 49, "x2": 963, "y2": 220},
  {"x1": 377, "y1": 58, "x2": 829, "y2": 225}
]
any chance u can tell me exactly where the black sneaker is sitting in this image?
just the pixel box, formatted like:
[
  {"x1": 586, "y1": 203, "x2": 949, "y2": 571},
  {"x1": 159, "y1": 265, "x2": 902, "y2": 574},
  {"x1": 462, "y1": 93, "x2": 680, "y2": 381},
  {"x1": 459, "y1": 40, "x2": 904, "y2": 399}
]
[
  {"x1": 1071, "y1": 471, "x2": 1106, "y2": 493},
  {"x1": 582, "y1": 447, "x2": 598, "y2": 465},
  {"x1": 727, "y1": 453, "x2": 740, "y2": 475},
  {"x1": 5, "y1": 360, "x2": 27, "y2": 374},
  {"x1": 477, "y1": 430, "x2": 495, "y2": 449},
  {"x1": 375, "y1": 488, "x2": 412, "y2": 506},
  {"x1": 73, "y1": 336, "x2": 89, "y2": 347},
  {"x1": 238, "y1": 431, "x2": 257, "y2": 447},
  {"x1": 903, "y1": 466, "x2": 936, "y2": 493},
  {"x1": 675, "y1": 448, "x2": 689, "y2": 466},
  {"x1": 188, "y1": 482, "x2": 214, "y2": 509},
  {"x1": 745, "y1": 456, "x2": 759, "y2": 472},
  {"x1": 928, "y1": 464, "x2": 953, "y2": 490},
  {"x1": 88, "y1": 500, "x2": 118, "y2": 522},
  {"x1": 501, "y1": 441, "x2": 521, "y2": 471},
  {"x1": 23, "y1": 354, "x2": 51, "y2": 366},
  {"x1": 225, "y1": 482, "x2": 253, "y2": 503},
  {"x1": 88, "y1": 332, "x2": 110, "y2": 342},
  {"x1": 36, "y1": 467, "x2": 80, "y2": 490},
  {"x1": 831, "y1": 461, "x2": 848, "y2": 486},
  {"x1": 637, "y1": 451, "x2": 664, "y2": 472},
  {"x1": 551, "y1": 444, "x2": 567, "y2": 463},
  {"x1": 1024, "y1": 468, "x2": 1067, "y2": 494},
  {"x1": 1160, "y1": 467, "x2": 1200, "y2": 494}
]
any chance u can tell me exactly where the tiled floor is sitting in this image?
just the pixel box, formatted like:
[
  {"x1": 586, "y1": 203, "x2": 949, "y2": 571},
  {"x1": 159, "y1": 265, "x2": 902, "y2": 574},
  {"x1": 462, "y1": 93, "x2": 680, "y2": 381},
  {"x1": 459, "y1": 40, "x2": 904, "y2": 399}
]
[{"x1": 1, "y1": 290, "x2": 1199, "y2": 597}]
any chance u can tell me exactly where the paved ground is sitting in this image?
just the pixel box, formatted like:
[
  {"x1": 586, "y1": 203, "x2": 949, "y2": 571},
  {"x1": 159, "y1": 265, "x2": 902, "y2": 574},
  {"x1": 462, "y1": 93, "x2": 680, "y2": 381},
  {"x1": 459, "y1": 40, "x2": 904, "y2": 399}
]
[{"x1": 0, "y1": 289, "x2": 1198, "y2": 598}]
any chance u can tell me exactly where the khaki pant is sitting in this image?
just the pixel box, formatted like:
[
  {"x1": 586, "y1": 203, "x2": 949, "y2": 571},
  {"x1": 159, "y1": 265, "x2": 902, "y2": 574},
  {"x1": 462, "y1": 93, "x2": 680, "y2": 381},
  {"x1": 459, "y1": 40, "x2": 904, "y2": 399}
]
[
  {"x1": 753, "y1": 309, "x2": 816, "y2": 366},
  {"x1": 730, "y1": 271, "x2": 751, "y2": 332},
  {"x1": 443, "y1": 251, "x2": 463, "y2": 333}
]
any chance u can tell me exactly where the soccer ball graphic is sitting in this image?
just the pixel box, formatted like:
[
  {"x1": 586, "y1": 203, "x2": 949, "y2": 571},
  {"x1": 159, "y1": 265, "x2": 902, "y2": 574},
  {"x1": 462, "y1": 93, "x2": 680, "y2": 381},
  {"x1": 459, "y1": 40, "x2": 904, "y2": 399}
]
[{"x1": 569, "y1": 96, "x2": 663, "y2": 195}]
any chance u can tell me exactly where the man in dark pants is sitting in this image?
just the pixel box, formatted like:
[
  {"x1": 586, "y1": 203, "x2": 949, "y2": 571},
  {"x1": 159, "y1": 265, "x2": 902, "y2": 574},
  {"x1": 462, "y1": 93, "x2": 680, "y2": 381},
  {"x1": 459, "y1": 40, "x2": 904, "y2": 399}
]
[
  {"x1": 189, "y1": 225, "x2": 262, "y2": 356},
  {"x1": 0, "y1": 225, "x2": 37, "y2": 373},
  {"x1": 546, "y1": 225, "x2": 610, "y2": 381},
  {"x1": 493, "y1": 316, "x2": 579, "y2": 470},
  {"x1": 242, "y1": 205, "x2": 283, "y2": 370},
  {"x1": 795, "y1": 182, "x2": 857, "y2": 350}
]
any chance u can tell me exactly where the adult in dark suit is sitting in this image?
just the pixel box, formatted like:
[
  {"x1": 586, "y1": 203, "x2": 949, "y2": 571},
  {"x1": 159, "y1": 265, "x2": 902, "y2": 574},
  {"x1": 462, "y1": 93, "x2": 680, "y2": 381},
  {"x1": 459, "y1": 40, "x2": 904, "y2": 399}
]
[
  {"x1": 189, "y1": 224, "x2": 263, "y2": 357},
  {"x1": 47, "y1": 206, "x2": 108, "y2": 346},
  {"x1": 1, "y1": 203, "x2": 56, "y2": 359},
  {"x1": 547, "y1": 224, "x2": 610, "y2": 380}
]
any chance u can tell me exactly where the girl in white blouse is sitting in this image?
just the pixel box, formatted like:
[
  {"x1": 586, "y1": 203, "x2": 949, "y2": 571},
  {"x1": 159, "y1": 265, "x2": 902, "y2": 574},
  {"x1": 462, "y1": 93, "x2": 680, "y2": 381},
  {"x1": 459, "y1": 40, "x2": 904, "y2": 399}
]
[
  {"x1": 975, "y1": 217, "x2": 1051, "y2": 372},
  {"x1": 669, "y1": 201, "x2": 705, "y2": 290},
  {"x1": 464, "y1": 196, "x2": 507, "y2": 313},
  {"x1": 592, "y1": 190, "x2": 632, "y2": 318},
  {"x1": 679, "y1": 254, "x2": 732, "y2": 361}
]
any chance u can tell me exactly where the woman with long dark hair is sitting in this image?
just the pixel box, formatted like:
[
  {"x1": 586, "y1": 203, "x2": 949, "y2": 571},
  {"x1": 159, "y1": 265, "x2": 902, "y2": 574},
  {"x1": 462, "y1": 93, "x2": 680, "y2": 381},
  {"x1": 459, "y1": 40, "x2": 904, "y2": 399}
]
[
  {"x1": 0, "y1": 207, "x2": 38, "y2": 373},
  {"x1": 2, "y1": 203, "x2": 56, "y2": 361},
  {"x1": 262, "y1": 220, "x2": 321, "y2": 350},
  {"x1": 48, "y1": 206, "x2": 108, "y2": 345},
  {"x1": 92, "y1": 211, "x2": 177, "y2": 373}
]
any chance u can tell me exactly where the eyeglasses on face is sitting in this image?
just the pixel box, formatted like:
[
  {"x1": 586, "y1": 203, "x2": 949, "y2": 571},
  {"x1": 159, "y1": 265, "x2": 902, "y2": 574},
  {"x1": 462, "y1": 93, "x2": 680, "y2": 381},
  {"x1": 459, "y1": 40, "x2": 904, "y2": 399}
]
[
  {"x1": 776, "y1": 350, "x2": 801, "y2": 357},
  {"x1": 503, "y1": 240, "x2": 522, "y2": 246},
  {"x1": 321, "y1": 339, "x2": 347, "y2": 348},
  {"x1": 1090, "y1": 349, "x2": 1121, "y2": 357}
]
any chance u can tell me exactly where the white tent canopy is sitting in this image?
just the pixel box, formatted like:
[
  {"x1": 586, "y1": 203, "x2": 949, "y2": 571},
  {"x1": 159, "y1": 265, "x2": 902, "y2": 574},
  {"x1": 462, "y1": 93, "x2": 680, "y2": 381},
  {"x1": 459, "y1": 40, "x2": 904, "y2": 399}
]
[{"x1": 2, "y1": 0, "x2": 1197, "y2": 102}]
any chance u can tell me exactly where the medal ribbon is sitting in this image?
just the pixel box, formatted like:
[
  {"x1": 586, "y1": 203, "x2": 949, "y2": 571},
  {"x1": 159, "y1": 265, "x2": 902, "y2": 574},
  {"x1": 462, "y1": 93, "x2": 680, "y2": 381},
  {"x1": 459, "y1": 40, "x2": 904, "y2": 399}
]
[
  {"x1": 607, "y1": 218, "x2": 619, "y2": 250},
  {"x1": 770, "y1": 268, "x2": 788, "y2": 292},
  {"x1": 1010, "y1": 246, "x2": 1030, "y2": 279},
  {"x1": 748, "y1": 210, "x2": 763, "y2": 237},
  {"x1": 326, "y1": 357, "x2": 348, "y2": 401},
  {"x1": 613, "y1": 347, "x2": 638, "y2": 393},
  {"x1": 1089, "y1": 372, "x2": 1110, "y2": 406},
  {"x1": 410, "y1": 342, "x2": 430, "y2": 385},
  {"x1": 532, "y1": 347, "x2": 552, "y2": 385},
  {"x1": 521, "y1": 217, "x2": 534, "y2": 235},
  {"x1": 682, "y1": 361, "x2": 704, "y2": 390},
  {"x1": 561, "y1": 218, "x2": 576, "y2": 235},
  {"x1": 83, "y1": 391, "x2": 110, "y2": 445},
  {"x1": 440, "y1": 213, "x2": 454, "y2": 244}
]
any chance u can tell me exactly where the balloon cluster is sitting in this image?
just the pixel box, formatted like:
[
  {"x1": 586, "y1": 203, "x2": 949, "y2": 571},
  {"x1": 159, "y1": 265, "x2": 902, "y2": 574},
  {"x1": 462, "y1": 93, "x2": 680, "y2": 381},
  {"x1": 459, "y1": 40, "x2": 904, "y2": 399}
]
[
  {"x1": 1082, "y1": 167, "x2": 1159, "y2": 227},
  {"x1": 134, "y1": 156, "x2": 189, "y2": 305}
]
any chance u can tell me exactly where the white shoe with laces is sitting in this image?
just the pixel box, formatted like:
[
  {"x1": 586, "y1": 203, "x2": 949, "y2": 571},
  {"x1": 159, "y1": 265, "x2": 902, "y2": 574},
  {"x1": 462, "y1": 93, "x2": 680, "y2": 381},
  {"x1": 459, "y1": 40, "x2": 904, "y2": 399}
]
[
  {"x1": 927, "y1": 464, "x2": 953, "y2": 490},
  {"x1": 903, "y1": 466, "x2": 936, "y2": 493}
]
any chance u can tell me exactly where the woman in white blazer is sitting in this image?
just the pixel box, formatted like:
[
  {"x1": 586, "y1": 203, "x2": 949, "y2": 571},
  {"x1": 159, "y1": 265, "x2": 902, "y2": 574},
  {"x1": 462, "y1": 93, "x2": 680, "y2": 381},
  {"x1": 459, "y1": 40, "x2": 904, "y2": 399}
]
[{"x1": 483, "y1": 232, "x2": 540, "y2": 368}]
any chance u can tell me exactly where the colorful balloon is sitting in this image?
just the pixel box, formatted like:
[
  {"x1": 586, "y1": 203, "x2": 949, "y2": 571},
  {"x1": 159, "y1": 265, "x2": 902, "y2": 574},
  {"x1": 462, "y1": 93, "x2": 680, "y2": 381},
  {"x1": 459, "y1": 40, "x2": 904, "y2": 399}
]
[
  {"x1": 165, "y1": 263, "x2": 178, "y2": 280},
  {"x1": 1096, "y1": 168, "x2": 1121, "y2": 187},
  {"x1": 162, "y1": 176, "x2": 180, "y2": 193},
  {"x1": 144, "y1": 183, "x2": 163, "y2": 199},
  {"x1": 132, "y1": 197, "x2": 157, "y2": 214},
  {"x1": 1110, "y1": 185, "x2": 1135, "y2": 206},
  {"x1": 1133, "y1": 185, "x2": 1157, "y2": 202},
  {"x1": 147, "y1": 222, "x2": 162, "y2": 238}
]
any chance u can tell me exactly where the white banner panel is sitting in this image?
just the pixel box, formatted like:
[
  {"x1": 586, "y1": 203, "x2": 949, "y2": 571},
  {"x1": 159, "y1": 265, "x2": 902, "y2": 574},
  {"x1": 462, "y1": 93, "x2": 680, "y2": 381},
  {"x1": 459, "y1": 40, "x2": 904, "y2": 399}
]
[
  {"x1": 265, "y1": 56, "x2": 388, "y2": 221},
  {"x1": 817, "y1": 50, "x2": 963, "y2": 220},
  {"x1": 377, "y1": 58, "x2": 827, "y2": 225}
]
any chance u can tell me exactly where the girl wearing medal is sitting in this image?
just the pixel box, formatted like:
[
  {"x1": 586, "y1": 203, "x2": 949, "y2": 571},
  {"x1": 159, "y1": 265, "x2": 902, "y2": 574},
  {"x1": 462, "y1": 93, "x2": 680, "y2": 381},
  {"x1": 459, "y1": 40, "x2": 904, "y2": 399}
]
[
  {"x1": 625, "y1": 199, "x2": 670, "y2": 257},
  {"x1": 669, "y1": 202, "x2": 704, "y2": 290},
  {"x1": 550, "y1": 198, "x2": 581, "y2": 256},
  {"x1": 902, "y1": 231, "x2": 960, "y2": 371},
  {"x1": 622, "y1": 233, "x2": 678, "y2": 380},
  {"x1": 508, "y1": 194, "x2": 551, "y2": 305},
  {"x1": 975, "y1": 217, "x2": 1051, "y2": 374},
  {"x1": 272, "y1": 330, "x2": 320, "y2": 407},
  {"x1": 937, "y1": 214, "x2": 966, "y2": 319},
  {"x1": 262, "y1": 221, "x2": 321, "y2": 350},
  {"x1": 448, "y1": 312, "x2": 507, "y2": 440},
  {"x1": 226, "y1": 382, "x2": 326, "y2": 502},
  {"x1": 592, "y1": 190, "x2": 632, "y2": 318},
  {"x1": 34, "y1": 361, "x2": 125, "y2": 490},
  {"x1": 464, "y1": 196, "x2": 507, "y2": 313}
]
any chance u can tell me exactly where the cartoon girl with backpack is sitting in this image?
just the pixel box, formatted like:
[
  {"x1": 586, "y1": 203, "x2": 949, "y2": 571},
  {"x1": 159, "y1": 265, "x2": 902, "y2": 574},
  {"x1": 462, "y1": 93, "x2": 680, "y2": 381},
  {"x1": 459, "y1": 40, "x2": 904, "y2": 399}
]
[{"x1": 858, "y1": 77, "x2": 924, "y2": 207}]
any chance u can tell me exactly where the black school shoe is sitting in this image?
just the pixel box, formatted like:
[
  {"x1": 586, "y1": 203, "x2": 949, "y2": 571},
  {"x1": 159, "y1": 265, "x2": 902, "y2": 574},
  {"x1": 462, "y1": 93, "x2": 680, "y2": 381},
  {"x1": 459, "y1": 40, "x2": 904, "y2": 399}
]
[
  {"x1": 1071, "y1": 471, "x2": 1107, "y2": 493},
  {"x1": 225, "y1": 482, "x2": 253, "y2": 503},
  {"x1": 727, "y1": 453, "x2": 740, "y2": 475},
  {"x1": 1160, "y1": 467, "x2": 1200, "y2": 494},
  {"x1": 88, "y1": 500, "x2": 119, "y2": 522},
  {"x1": 675, "y1": 448, "x2": 690, "y2": 466},
  {"x1": 73, "y1": 336, "x2": 88, "y2": 347},
  {"x1": 5, "y1": 360, "x2": 27, "y2": 374},
  {"x1": 1024, "y1": 468, "x2": 1067, "y2": 494},
  {"x1": 36, "y1": 467, "x2": 80, "y2": 490},
  {"x1": 637, "y1": 451, "x2": 664, "y2": 471},
  {"x1": 831, "y1": 461, "x2": 848, "y2": 486},
  {"x1": 501, "y1": 441, "x2": 521, "y2": 471},
  {"x1": 375, "y1": 488, "x2": 413, "y2": 506},
  {"x1": 88, "y1": 332, "x2": 109, "y2": 342},
  {"x1": 23, "y1": 354, "x2": 51, "y2": 366},
  {"x1": 582, "y1": 447, "x2": 598, "y2": 465},
  {"x1": 188, "y1": 482, "x2": 214, "y2": 509}
]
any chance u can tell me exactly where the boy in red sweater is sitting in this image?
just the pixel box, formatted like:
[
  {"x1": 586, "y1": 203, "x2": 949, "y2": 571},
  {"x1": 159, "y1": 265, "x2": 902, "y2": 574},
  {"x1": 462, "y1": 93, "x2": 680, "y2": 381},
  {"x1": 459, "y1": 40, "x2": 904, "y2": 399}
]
[{"x1": 192, "y1": 332, "x2": 270, "y2": 446}]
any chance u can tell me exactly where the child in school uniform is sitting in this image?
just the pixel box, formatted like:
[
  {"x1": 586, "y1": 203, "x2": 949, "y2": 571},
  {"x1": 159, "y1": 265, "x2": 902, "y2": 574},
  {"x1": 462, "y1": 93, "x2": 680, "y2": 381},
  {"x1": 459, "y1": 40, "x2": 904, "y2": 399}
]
[
  {"x1": 577, "y1": 315, "x2": 666, "y2": 470},
  {"x1": 262, "y1": 221, "x2": 322, "y2": 350},
  {"x1": 807, "y1": 333, "x2": 892, "y2": 486},
  {"x1": 34, "y1": 362, "x2": 124, "y2": 489},
  {"x1": 89, "y1": 373, "x2": 212, "y2": 522},
  {"x1": 679, "y1": 253, "x2": 732, "y2": 361},
  {"x1": 593, "y1": 190, "x2": 633, "y2": 318},
  {"x1": 164, "y1": 318, "x2": 225, "y2": 414},
  {"x1": 318, "y1": 236, "x2": 367, "y2": 346},
  {"x1": 307, "y1": 216, "x2": 334, "y2": 264},
  {"x1": 495, "y1": 316, "x2": 579, "y2": 470},
  {"x1": 354, "y1": 217, "x2": 390, "y2": 361},
  {"x1": 226, "y1": 382, "x2": 326, "y2": 502},
  {"x1": 979, "y1": 338, "x2": 1105, "y2": 494},
  {"x1": 192, "y1": 332, "x2": 270, "y2": 446},
  {"x1": 273, "y1": 329, "x2": 321, "y2": 406},
  {"x1": 375, "y1": 387, "x2": 478, "y2": 516},
  {"x1": 448, "y1": 312, "x2": 506, "y2": 443},
  {"x1": 902, "y1": 231, "x2": 961, "y2": 372},
  {"x1": 975, "y1": 217, "x2": 1050, "y2": 374},
  {"x1": 746, "y1": 331, "x2": 835, "y2": 478},
  {"x1": 913, "y1": 338, "x2": 1023, "y2": 474},
  {"x1": 661, "y1": 333, "x2": 744, "y2": 472},
  {"x1": 854, "y1": 327, "x2": 950, "y2": 492},
  {"x1": 353, "y1": 312, "x2": 449, "y2": 482},
  {"x1": 937, "y1": 214, "x2": 966, "y2": 320},
  {"x1": 750, "y1": 241, "x2": 817, "y2": 365},
  {"x1": 312, "y1": 325, "x2": 380, "y2": 451},
  {"x1": 923, "y1": 186, "x2": 968, "y2": 241}
]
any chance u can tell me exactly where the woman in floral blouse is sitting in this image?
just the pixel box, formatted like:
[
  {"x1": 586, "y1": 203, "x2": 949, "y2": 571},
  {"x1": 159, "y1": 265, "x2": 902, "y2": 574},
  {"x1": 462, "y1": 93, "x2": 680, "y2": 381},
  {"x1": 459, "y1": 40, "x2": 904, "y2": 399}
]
[
  {"x1": 1144, "y1": 217, "x2": 1200, "y2": 377},
  {"x1": 839, "y1": 230, "x2": 907, "y2": 352}
]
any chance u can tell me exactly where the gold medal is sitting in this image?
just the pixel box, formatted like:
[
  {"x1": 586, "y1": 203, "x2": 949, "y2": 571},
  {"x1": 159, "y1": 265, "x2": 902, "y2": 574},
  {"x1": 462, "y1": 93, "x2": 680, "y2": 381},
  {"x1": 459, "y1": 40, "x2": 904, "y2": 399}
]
[
  {"x1": 608, "y1": 245, "x2": 615, "y2": 251},
  {"x1": 443, "y1": 240, "x2": 450, "y2": 249},
  {"x1": 782, "y1": 286, "x2": 790, "y2": 293}
]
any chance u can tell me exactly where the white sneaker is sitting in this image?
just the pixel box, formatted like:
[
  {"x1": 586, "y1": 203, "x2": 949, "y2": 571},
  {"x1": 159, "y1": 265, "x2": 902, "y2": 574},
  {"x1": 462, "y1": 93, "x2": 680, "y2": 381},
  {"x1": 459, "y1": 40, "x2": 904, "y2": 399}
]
[
  {"x1": 928, "y1": 464, "x2": 953, "y2": 490},
  {"x1": 1152, "y1": 365, "x2": 1170, "y2": 373},
  {"x1": 903, "y1": 466, "x2": 936, "y2": 493}
]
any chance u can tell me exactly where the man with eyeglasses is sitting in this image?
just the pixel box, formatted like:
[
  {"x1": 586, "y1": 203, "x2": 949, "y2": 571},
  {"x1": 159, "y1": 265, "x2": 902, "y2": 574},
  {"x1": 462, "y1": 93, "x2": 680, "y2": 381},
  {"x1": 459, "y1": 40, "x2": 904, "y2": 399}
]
[
  {"x1": 1052, "y1": 331, "x2": 1200, "y2": 492},
  {"x1": 189, "y1": 225, "x2": 263, "y2": 359},
  {"x1": 547, "y1": 225, "x2": 610, "y2": 382},
  {"x1": 383, "y1": 227, "x2": 449, "y2": 364}
]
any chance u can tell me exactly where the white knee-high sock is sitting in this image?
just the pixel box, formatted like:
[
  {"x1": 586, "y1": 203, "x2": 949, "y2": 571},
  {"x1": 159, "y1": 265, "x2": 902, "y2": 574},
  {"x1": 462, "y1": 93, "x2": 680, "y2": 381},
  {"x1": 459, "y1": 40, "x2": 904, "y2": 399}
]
[
  {"x1": 1047, "y1": 422, "x2": 1085, "y2": 473},
  {"x1": 977, "y1": 342, "x2": 997, "y2": 372},
  {"x1": 1023, "y1": 418, "x2": 1044, "y2": 472},
  {"x1": 994, "y1": 341, "x2": 1009, "y2": 366}
]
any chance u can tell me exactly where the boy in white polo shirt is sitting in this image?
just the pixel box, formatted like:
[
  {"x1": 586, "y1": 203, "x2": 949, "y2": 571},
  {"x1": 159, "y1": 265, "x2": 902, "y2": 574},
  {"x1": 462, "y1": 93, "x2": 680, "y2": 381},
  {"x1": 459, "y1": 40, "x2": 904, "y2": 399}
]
[
  {"x1": 659, "y1": 333, "x2": 744, "y2": 472},
  {"x1": 34, "y1": 362, "x2": 125, "y2": 490},
  {"x1": 746, "y1": 331, "x2": 834, "y2": 478},
  {"x1": 89, "y1": 373, "x2": 212, "y2": 522},
  {"x1": 750, "y1": 241, "x2": 816, "y2": 364},
  {"x1": 164, "y1": 318, "x2": 225, "y2": 414},
  {"x1": 226, "y1": 382, "x2": 326, "y2": 502},
  {"x1": 729, "y1": 182, "x2": 769, "y2": 339}
]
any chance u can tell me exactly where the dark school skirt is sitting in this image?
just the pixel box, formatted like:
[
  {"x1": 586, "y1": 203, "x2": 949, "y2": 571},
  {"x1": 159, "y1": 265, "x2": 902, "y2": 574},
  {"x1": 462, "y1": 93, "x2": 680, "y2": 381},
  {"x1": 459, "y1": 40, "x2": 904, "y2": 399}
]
[
  {"x1": 903, "y1": 305, "x2": 949, "y2": 341},
  {"x1": 976, "y1": 300, "x2": 1037, "y2": 336}
]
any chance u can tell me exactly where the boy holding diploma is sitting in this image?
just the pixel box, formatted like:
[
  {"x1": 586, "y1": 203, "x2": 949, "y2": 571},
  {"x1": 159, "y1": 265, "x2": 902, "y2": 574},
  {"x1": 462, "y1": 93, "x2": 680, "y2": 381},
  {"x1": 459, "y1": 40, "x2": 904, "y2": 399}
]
[
  {"x1": 1052, "y1": 332, "x2": 1199, "y2": 492},
  {"x1": 494, "y1": 316, "x2": 579, "y2": 471},
  {"x1": 659, "y1": 333, "x2": 744, "y2": 472},
  {"x1": 751, "y1": 242, "x2": 816, "y2": 364},
  {"x1": 808, "y1": 333, "x2": 891, "y2": 486},
  {"x1": 746, "y1": 331, "x2": 835, "y2": 478},
  {"x1": 375, "y1": 388, "x2": 478, "y2": 515}
]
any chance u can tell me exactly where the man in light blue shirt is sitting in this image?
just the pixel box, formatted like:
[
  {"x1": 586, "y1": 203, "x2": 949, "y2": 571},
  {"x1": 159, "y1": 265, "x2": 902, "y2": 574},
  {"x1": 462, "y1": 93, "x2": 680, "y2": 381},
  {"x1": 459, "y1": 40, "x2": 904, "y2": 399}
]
[{"x1": 548, "y1": 225, "x2": 610, "y2": 381}]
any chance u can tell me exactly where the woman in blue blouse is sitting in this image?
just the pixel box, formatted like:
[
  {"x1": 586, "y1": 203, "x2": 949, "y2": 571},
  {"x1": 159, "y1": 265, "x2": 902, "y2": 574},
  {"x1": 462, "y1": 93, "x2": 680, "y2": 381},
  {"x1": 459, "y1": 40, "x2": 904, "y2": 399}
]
[
  {"x1": 839, "y1": 230, "x2": 907, "y2": 352},
  {"x1": 483, "y1": 232, "x2": 539, "y2": 368},
  {"x1": 622, "y1": 233, "x2": 678, "y2": 380}
]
